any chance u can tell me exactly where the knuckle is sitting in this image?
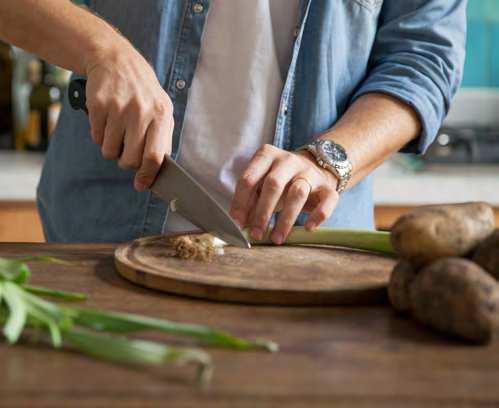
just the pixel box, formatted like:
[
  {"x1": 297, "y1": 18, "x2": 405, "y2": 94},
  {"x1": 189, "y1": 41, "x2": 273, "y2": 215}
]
[
  {"x1": 265, "y1": 176, "x2": 282, "y2": 192},
  {"x1": 240, "y1": 173, "x2": 256, "y2": 190},
  {"x1": 254, "y1": 215, "x2": 268, "y2": 227},
  {"x1": 259, "y1": 144, "x2": 274, "y2": 155},
  {"x1": 109, "y1": 97, "x2": 125, "y2": 114},
  {"x1": 153, "y1": 100, "x2": 169, "y2": 117},
  {"x1": 119, "y1": 157, "x2": 141, "y2": 170},
  {"x1": 315, "y1": 208, "x2": 329, "y2": 221},
  {"x1": 88, "y1": 93, "x2": 106, "y2": 109},
  {"x1": 291, "y1": 184, "x2": 309, "y2": 200},
  {"x1": 129, "y1": 98, "x2": 148, "y2": 118},
  {"x1": 101, "y1": 147, "x2": 119, "y2": 160},
  {"x1": 144, "y1": 151, "x2": 164, "y2": 167},
  {"x1": 136, "y1": 171, "x2": 153, "y2": 183}
]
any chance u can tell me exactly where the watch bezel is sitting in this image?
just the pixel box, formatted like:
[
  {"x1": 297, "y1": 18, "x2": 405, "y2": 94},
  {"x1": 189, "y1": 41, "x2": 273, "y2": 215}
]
[{"x1": 315, "y1": 140, "x2": 349, "y2": 167}]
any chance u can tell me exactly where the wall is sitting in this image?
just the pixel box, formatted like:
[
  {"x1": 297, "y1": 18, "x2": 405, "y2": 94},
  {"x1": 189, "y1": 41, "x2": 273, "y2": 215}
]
[{"x1": 463, "y1": 0, "x2": 499, "y2": 88}]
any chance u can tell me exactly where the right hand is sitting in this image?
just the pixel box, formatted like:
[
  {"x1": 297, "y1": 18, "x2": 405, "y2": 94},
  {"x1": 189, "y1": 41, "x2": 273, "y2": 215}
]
[{"x1": 84, "y1": 39, "x2": 174, "y2": 192}]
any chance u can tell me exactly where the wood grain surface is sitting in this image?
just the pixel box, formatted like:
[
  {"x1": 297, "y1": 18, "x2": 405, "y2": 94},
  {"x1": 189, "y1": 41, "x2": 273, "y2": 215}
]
[
  {"x1": 114, "y1": 235, "x2": 396, "y2": 305},
  {"x1": 1, "y1": 243, "x2": 499, "y2": 407}
]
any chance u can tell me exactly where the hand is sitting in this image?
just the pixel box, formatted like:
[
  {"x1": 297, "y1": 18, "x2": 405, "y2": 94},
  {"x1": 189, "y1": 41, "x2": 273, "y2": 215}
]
[
  {"x1": 84, "y1": 39, "x2": 174, "y2": 191},
  {"x1": 230, "y1": 144, "x2": 339, "y2": 245}
]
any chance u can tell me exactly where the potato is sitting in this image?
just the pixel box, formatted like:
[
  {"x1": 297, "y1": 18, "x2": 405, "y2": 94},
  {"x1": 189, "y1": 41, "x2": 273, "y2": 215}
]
[
  {"x1": 391, "y1": 202, "x2": 495, "y2": 266},
  {"x1": 410, "y1": 258, "x2": 499, "y2": 343},
  {"x1": 388, "y1": 260, "x2": 417, "y2": 313},
  {"x1": 473, "y1": 230, "x2": 499, "y2": 280}
]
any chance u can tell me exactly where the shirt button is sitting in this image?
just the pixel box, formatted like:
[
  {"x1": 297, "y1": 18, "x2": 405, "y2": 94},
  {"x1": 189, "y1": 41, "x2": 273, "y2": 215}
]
[
  {"x1": 176, "y1": 79, "x2": 186, "y2": 90},
  {"x1": 193, "y1": 3, "x2": 204, "y2": 14}
]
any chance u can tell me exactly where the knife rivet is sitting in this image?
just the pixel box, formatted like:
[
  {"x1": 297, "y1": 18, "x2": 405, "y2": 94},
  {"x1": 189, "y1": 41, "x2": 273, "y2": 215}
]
[{"x1": 193, "y1": 3, "x2": 204, "y2": 13}]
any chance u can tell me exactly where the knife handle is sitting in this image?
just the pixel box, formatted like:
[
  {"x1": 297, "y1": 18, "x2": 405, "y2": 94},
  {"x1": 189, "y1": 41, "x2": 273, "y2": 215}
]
[{"x1": 68, "y1": 78, "x2": 88, "y2": 113}]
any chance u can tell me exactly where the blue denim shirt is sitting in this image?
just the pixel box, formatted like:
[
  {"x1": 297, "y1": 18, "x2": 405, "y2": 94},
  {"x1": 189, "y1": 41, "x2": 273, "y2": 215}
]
[{"x1": 37, "y1": 0, "x2": 466, "y2": 242}]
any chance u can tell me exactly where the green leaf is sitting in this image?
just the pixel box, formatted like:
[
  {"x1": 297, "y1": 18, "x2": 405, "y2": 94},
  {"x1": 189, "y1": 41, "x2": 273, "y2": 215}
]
[
  {"x1": 2, "y1": 282, "x2": 28, "y2": 343},
  {"x1": 61, "y1": 327, "x2": 213, "y2": 384},
  {"x1": 23, "y1": 285, "x2": 87, "y2": 301},
  {"x1": 15, "y1": 256, "x2": 74, "y2": 266},
  {"x1": 25, "y1": 303, "x2": 63, "y2": 348},
  {"x1": 0, "y1": 258, "x2": 31, "y2": 284},
  {"x1": 64, "y1": 306, "x2": 277, "y2": 352}
]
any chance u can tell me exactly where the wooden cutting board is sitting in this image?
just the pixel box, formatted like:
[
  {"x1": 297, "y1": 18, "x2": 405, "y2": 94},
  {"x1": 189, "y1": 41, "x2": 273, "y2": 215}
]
[{"x1": 114, "y1": 235, "x2": 396, "y2": 306}]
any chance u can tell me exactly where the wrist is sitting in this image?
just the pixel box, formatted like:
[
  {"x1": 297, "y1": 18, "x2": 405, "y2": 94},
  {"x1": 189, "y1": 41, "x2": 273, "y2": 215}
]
[
  {"x1": 295, "y1": 150, "x2": 339, "y2": 191},
  {"x1": 83, "y1": 23, "x2": 128, "y2": 76}
]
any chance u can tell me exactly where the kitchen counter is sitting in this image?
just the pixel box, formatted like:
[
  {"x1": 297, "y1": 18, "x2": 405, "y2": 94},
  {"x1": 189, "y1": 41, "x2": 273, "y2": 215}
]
[
  {"x1": 1, "y1": 242, "x2": 499, "y2": 407},
  {"x1": 0, "y1": 151, "x2": 44, "y2": 201},
  {"x1": 373, "y1": 159, "x2": 499, "y2": 206},
  {"x1": 1, "y1": 151, "x2": 498, "y2": 205}
]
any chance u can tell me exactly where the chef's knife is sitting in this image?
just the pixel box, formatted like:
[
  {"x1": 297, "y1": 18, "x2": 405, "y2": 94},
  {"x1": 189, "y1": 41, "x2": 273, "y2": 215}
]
[{"x1": 68, "y1": 79, "x2": 250, "y2": 248}]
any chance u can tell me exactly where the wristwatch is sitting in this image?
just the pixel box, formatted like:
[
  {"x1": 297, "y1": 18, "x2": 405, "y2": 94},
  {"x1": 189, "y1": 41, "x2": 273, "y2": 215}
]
[{"x1": 298, "y1": 139, "x2": 353, "y2": 193}]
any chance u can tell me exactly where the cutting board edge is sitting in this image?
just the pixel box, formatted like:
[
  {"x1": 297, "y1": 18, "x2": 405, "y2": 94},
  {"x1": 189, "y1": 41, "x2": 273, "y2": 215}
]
[{"x1": 114, "y1": 255, "x2": 389, "y2": 306}]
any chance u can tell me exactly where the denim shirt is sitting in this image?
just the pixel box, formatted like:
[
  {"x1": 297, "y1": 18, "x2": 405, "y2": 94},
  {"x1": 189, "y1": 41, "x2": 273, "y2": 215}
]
[{"x1": 37, "y1": 0, "x2": 466, "y2": 242}]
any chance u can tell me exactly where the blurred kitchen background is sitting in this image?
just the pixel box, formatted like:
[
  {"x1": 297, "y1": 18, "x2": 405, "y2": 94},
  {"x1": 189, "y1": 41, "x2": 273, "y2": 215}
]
[{"x1": 0, "y1": 0, "x2": 498, "y2": 241}]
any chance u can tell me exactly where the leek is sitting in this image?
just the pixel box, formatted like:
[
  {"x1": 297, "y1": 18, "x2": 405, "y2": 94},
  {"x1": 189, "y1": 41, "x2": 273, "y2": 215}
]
[{"x1": 251, "y1": 226, "x2": 395, "y2": 255}]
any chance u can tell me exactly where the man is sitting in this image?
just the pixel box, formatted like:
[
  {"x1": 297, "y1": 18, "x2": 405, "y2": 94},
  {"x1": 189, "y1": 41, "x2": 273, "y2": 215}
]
[{"x1": 0, "y1": 0, "x2": 466, "y2": 244}]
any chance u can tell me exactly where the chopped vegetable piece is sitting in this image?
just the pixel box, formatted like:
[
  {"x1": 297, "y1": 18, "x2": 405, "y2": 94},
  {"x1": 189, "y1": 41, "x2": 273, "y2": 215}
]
[{"x1": 169, "y1": 233, "x2": 225, "y2": 262}]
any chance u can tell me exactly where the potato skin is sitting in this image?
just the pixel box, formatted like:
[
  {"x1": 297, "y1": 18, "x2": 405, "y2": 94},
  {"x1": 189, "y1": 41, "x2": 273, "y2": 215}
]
[
  {"x1": 391, "y1": 202, "x2": 495, "y2": 266},
  {"x1": 388, "y1": 260, "x2": 417, "y2": 313},
  {"x1": 473, "y1": 230, "x2": 499, "y2": 280},
  {"x1": 410, "y1": 258, "x2": 499, "y2": 343}
]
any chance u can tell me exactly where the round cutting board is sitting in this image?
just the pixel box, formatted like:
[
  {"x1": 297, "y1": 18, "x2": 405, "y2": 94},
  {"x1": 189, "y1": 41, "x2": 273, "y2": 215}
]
[{"x1": 114, "y1": 235, "x2": 396, "y2": 306}]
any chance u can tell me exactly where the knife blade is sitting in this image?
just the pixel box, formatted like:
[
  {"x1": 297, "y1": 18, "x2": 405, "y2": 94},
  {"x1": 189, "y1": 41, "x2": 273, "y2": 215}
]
[{"x1": 68, "y1": 79, "x2": 250, "y2": 248}]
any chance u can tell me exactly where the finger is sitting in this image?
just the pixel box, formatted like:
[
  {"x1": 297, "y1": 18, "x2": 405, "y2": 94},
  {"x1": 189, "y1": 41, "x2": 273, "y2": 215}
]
[
  {"x1": 101, "y1": 113, "x2": 125, "y2": 160},
  {"x1": 250, "y1": 161, "x2": 296, "y2": 240},
  {"x1": 230, "y1": 145, "x2": 275, "y2": 227},
  {"x1": 86, "y1": 91, "x2": 107, "y2": 145},
  {"x1": 118, "y1": 114, "x2": 149, "y2": 170},
  {"x1": 88, "y1": 108, "x2": 107, "y2": 146},
  {"x1": 305, "y1": 188, "x2": 339, "y2": 230},
  {"x1": 271, "y1": 178, "x2": 311, "y2": 244},
  {"x1": 242, "y1": 189, "x2": 259, "y2": 228},
  {"x1": 134, "y1": 117, "x2": 169, "y2": 191}
]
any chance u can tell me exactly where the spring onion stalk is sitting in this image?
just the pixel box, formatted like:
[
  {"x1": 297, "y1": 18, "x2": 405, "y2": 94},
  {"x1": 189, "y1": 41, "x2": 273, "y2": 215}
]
[
  {"x1": 0, "y1": 256, "x2": 278, "y2": 384},
  {"x1": 63, "y1": 307, "x2": 278, "y2": 352},
  {"x1": 23, "y1": 285, "x2": 88, "y2": 301},
  {"x1": 61, "y1": 328, "x2": 213, "y2": 384},
  {"x1": 250, "y1": 226, "x2": 395, "y2": 255}
]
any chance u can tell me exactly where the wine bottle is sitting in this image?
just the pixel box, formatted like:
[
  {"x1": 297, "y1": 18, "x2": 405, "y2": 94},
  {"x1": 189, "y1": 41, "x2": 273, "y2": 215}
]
[
  {"x1": 0, "y1": 41, "x2": 14, "y2": 149},
  {"x1": 25, "y1": 60, "x2": 62, "y2": 151}
]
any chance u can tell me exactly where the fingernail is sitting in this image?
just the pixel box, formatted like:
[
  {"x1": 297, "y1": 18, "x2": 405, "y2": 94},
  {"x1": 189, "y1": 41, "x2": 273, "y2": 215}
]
[
  {"x1": 306, "y1": 222, "x2": 316, "y2": 231},
  {"x1": 272, "y1": 233, "x2": 284, "y2": 245},
  {"x1": 135, "y1": 182, "x2": 146, "y2": 192},
  {"x1": 251, "y1": 228, "x2": 263, "y2": 241}
]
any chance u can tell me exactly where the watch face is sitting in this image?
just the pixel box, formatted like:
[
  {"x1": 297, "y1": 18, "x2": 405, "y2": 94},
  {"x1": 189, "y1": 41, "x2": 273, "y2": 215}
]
[{"x1": 318, "y1": 140, "x2": 347, "y2": 162}]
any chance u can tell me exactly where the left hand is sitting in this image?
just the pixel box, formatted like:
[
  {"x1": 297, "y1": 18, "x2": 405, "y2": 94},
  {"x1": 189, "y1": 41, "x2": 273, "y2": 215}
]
[{"x1": 230, "y1": 144, "x2": 339, "y2": 245}]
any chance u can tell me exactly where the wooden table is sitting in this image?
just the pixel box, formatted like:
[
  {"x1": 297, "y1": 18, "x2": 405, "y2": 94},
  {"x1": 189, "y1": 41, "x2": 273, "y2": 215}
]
[{"x1": 1, "y1": 243, "x2": 499, "y2": 407}]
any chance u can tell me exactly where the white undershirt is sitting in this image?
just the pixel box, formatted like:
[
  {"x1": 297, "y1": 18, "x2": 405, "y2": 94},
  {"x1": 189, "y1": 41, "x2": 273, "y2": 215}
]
[{"x1": 166, "y1": 0, "x2": 300, "y2": 232}]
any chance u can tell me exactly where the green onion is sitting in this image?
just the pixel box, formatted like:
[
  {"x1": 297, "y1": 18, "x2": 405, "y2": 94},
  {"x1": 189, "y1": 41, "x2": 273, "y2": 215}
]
[
  {"x1": 61, "y1": 328, "x2": 213, "y2": 385},
  {"x1": 23, "y1": 285, "x2": 87, "y2": 301},
  {"x1": 63, "y1": 306, "x2": 278, "y2": 352},
  {"x1": 0, "y1": 256, "x2": 278, "y2": 383},
  {"x1": 251, "y1": 226, "x2": 394, "y2": 255}
]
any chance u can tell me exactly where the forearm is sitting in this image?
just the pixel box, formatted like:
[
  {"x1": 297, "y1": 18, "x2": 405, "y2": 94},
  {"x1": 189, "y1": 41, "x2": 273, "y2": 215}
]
[
  {"x1": 318, "y1": 93, "x2": 421, "y2": 188},
  {"x1": 0, "y1": 0, "x2": 122, "y2": 75}
]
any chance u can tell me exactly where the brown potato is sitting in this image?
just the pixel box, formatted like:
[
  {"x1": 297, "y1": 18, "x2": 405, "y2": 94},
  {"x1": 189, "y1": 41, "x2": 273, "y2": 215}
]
[
  {"x1": 410, "y1": 258, "x2": 499, "y2": 343},
  {"x1": 473, "y1": 230, "x2": 499, "y2": 280},
  {"x1": 391, "y1": 202, "x2": 495, "y2": 266},
  {"x1": 388, "y1": 260, "x2": 417, "y2": 313}
]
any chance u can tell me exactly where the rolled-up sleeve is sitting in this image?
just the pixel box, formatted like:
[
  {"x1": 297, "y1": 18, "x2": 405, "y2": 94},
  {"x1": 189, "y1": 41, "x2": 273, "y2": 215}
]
[{"x1": 351, "y1": 0, "x2": 467, "y2": 153}]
